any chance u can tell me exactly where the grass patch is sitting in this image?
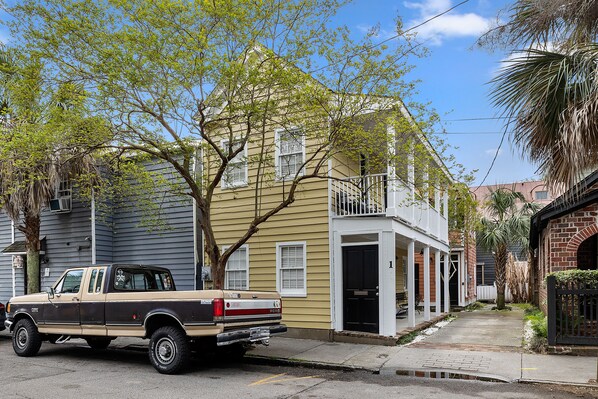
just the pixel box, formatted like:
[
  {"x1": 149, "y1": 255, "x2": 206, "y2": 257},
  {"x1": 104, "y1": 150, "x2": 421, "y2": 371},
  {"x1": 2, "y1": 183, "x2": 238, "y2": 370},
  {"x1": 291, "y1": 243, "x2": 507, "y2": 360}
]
[
  {"x1": 397, "y1": 331, "x2": 419, "y2": 345},
  {"x1": 464, "y1": 301, "x2": 485, "y2": 311},
  {"x1": 521, "y1": 304, "x2": 547, "y2": 352}
]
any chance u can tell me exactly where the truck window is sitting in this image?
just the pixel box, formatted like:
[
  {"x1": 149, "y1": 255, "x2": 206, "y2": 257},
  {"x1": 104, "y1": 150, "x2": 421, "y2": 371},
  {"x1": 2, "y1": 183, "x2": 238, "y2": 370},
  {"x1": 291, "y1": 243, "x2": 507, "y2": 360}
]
[
  {"x1": 114, "y1": 268, "x2": 175, "y2": 291},
  {"x1": 96, "y1": 269, "x2": 105, "y2": 293},
  {"x1": 55, "y1": 269, "x2": 84, "y2": 294},
  {"x1": 88, "y1": 269, "x2": 98, "y2": 293}
]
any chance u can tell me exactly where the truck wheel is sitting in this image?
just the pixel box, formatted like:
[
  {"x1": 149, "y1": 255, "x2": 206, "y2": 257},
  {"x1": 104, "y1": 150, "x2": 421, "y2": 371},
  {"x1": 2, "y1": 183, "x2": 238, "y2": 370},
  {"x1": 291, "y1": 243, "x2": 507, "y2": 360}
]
[
  {"x1": 12, "y1": 319, "x2": 42, "y2": 357},
  {"x1": 86, "y1": 337, "x2": 112, "y2": 350},
  {"x1": 148, "y1": 326, "x2": 190, "y2": 374}
]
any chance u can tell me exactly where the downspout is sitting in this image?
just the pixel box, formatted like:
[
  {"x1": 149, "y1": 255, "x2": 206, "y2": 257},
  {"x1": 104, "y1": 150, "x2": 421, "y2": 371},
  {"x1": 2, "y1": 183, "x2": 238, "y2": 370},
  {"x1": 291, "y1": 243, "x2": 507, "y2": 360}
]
[
  {"x1": 11, "y1": 220, "x2": 15, "y2": 297},
  {"x1": 91, "y1": 189, "x2": 96, "y2": 265},
  {"x1": 193, "y1": 147, "x2": 204, "y2": 290}
]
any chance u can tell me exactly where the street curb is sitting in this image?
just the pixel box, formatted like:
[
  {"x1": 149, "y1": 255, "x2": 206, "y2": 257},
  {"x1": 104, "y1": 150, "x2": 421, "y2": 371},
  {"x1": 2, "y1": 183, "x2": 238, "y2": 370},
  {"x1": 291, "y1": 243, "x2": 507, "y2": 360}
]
[
  {"x1": 518, "y1": 379, "x2": 598, "y2": 389},
  {"x1": 244, "y1": 354, "x2": 380, "y2": 373}
]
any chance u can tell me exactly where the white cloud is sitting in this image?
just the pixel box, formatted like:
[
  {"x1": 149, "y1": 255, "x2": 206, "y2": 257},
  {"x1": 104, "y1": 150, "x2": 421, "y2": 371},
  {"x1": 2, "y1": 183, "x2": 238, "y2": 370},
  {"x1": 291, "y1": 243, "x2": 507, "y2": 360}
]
[{"x1": 404, "y1": 0, "x2": 493, "y2": 45}]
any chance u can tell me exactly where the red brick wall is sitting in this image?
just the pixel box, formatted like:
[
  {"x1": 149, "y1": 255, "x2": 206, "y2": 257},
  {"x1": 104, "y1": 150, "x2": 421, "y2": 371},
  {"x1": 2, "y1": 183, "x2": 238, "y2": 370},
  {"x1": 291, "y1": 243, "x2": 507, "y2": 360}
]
[
  {"x1": 464, "y1": 231, "x2": 477, "y2": 301},
  {"x1": 545, "y1": 204, "x2": 598, "y2": 272},
  {"x1": 536, "y1": 202, "x2": 598, "y2": 312}
]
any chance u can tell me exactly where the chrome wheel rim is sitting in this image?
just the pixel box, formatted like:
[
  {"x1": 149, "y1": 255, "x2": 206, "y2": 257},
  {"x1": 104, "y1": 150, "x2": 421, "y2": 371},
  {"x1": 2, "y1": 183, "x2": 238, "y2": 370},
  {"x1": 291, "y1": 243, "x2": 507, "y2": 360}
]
[
  {"x1": 16, "y1": 326, "x2": 28, "y2": 349},
  {"x1": 155, "y1": 337, "x2": 176, "y2": 365}
]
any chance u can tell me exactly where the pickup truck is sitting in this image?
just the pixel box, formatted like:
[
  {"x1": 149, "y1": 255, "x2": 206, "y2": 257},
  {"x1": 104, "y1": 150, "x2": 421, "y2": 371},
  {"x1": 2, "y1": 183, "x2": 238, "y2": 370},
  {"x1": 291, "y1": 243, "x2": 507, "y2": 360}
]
[{"x1": 4, "y1": 264, "x2": 286, "y2": 374}]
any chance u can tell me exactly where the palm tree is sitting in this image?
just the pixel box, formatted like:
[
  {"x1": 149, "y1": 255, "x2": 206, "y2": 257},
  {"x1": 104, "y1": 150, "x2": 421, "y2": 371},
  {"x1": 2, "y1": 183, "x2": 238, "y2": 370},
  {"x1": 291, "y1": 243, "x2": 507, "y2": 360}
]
[
  {"x1": 483, "y1": 0, "x2": 598, "y2": 190},
  {"x1": 0, "y1": 47, "x2": 102, "y2": 294},
  {"x1": 476, "y1": 188, "x2": 539, "y2": 310}
]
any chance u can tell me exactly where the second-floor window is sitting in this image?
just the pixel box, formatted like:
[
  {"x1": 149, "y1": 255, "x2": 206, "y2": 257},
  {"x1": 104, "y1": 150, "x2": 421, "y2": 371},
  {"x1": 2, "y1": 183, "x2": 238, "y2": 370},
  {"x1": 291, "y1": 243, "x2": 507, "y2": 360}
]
[
  {"x1": 276, "y1": 128, "x2": 304, "y2": 180},
  {"x1": 535, "y1": 190, "x2": 548, "y2": 200},
  {"x1": 224, "y1": 245, "x2": 249, "y2": 290},
  {"x1": 222, "y1": 139, "x2": 247, "y2": 188}
]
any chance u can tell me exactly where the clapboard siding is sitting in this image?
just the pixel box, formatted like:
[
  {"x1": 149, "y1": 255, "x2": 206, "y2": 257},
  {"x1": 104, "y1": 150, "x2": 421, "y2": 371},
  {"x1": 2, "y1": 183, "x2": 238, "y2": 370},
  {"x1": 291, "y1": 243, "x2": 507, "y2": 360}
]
[
  {"x1": 476, "y1": 244, "x2": 526, "y2": 286},
  {"x1": 112, "y1": 161, "x2": 195, "y2": 291},
  {"x1": 0, "y1": 216, "x2": 14, "y2": 305},
  {"x1": 39, "y1": 197, "x2": 93, "y2": 289}
]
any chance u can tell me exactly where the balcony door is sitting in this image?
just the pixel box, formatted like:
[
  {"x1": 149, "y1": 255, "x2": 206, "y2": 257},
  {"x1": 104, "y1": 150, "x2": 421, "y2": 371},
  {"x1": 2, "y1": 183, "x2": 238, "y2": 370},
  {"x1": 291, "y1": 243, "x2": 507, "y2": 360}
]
[{"x1": 343, "y1": 245, "x2": 379, "y2": 333}]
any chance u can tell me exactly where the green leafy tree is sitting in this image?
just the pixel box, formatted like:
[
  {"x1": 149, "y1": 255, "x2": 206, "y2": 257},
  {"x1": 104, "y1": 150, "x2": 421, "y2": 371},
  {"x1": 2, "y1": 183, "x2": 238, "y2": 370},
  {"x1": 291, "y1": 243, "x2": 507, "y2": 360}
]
[
  {"x1": 4, "y1": 0, "x2": 461, "y2": 289},
  {"x1": 0, "y1": 47, "x2": 107, "y2": 294},
  {"x1": 480, "y1": 0, "x2": 598, "y2": 189},
  {"x1": 476, "y1": 188, "x2": 539, "y2": 309}
]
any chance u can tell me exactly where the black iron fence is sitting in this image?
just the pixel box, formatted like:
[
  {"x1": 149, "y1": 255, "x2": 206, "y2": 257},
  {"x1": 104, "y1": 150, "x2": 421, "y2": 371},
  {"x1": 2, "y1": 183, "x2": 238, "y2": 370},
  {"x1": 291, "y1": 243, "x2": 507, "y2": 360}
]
[{"x1": 547, "y1": 275, "x2": 598, "y2": 345}]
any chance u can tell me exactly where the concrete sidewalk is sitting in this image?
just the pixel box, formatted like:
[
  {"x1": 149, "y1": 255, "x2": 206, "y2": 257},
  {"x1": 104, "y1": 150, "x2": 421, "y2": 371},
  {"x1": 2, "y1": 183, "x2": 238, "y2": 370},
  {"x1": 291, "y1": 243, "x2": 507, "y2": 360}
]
[
  {"x1": 247, "y1": 336, "x2": 598, "y2": 386},
  {"x1": 248, "y1": 305, "x2": 598, "y2": 386}
]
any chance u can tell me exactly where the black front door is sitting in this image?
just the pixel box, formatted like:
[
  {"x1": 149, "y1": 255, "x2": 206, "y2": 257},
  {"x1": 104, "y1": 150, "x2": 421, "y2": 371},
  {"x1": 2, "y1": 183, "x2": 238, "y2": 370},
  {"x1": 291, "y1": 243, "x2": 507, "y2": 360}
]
[{"x1": 343, "y1": 245, "x2": 379, "y2": 333}]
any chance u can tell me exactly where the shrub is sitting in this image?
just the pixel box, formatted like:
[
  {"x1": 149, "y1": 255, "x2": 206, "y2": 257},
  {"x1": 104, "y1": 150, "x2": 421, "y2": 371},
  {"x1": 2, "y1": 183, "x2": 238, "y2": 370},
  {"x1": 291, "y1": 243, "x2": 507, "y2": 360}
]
[{"x1": 548, "y1": 270, "x2": 598, "y2": 287}]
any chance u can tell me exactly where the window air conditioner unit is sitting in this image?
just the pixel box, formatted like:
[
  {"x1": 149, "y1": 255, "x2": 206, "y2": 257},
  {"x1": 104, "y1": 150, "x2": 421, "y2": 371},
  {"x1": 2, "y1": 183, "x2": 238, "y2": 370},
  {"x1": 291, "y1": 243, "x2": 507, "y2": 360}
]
[{"x1": 49, "y1": 197, "x2": 71, "y2": 213}]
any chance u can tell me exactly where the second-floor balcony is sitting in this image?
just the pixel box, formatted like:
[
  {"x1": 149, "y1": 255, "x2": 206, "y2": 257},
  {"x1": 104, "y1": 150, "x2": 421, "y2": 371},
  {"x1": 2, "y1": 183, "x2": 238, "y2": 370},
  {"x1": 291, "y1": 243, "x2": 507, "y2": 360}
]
[{"x1": 331, "y1": 173, "x2": 449, "y2": 243}]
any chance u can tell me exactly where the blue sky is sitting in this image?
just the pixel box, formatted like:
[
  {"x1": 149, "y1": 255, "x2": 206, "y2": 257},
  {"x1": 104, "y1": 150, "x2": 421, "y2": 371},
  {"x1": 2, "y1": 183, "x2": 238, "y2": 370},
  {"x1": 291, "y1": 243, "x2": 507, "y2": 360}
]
[
  {"x1": 0, "y1": 0, "x2": 535, "y2": 186},
  {"x1": 334, "y1": 0, "x2": 538, "y2": 186}
]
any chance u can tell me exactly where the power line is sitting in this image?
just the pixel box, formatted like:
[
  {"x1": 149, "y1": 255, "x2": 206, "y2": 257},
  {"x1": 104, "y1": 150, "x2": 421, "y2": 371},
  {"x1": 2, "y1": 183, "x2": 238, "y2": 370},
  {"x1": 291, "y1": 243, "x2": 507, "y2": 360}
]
[
  {"x1": 309, "y1": 0, "x2": 471, "y2": 74},
  {"x1": 472, "y1": 130, "x2": 508, "y2": 193},
  {"x1": 444, "y1": 117, "x2": 509, "y2": 122}
]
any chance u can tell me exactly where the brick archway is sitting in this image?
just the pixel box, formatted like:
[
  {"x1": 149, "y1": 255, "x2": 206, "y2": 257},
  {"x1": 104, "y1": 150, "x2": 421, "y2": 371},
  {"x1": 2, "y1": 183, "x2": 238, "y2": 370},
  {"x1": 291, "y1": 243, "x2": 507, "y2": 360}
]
[{"x1": 566, "y1": 224, "x2": 598, "y2": 254}]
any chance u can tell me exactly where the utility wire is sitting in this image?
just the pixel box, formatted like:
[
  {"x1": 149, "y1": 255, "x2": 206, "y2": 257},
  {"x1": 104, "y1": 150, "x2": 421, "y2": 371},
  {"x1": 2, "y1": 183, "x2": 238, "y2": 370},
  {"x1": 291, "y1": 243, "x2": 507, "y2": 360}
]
[
  {"x1": 472, "y1": 130, "x2": 508, "y2": 192},
  {"x1": 308, "y1": 0, "x2": 471, "y2": 74}
]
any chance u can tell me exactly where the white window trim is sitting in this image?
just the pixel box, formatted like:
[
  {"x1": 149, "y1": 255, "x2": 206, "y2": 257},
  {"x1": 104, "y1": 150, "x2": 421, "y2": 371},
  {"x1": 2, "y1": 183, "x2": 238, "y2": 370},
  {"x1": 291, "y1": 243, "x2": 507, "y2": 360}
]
[
  {"x1": 223, "y1": 244, "x2": 249, "y2": 290},
  {"x1": 274, "y1": 128, "x2": 305, "y2": 181},
  {"x1": 220, "y1": 138, "x2": 248, "y2": 189},
  {"x1": 276, "y1": 241, "x2": 307, "y2": 297}
]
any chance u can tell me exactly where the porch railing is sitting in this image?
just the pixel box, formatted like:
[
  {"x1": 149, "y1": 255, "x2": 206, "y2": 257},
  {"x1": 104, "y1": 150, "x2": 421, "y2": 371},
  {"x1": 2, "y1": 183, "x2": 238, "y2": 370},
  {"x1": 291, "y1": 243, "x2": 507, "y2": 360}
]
[
  {"x1": 331, "y1": 173, "x2": 449, "y2": 243},
  {"x1": 547, "y1": 275, "x2": 598, "y2": 345},
  {"x1": 331, "y1": 173, "x2": 387, "y2": 216}
]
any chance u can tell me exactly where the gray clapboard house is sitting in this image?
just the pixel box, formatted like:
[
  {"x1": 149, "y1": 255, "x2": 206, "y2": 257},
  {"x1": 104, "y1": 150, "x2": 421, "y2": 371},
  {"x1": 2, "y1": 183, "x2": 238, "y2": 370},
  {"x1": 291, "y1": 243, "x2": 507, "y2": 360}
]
[{"x1": 0, "y1": 162, "x2": 197, "y2": 306}]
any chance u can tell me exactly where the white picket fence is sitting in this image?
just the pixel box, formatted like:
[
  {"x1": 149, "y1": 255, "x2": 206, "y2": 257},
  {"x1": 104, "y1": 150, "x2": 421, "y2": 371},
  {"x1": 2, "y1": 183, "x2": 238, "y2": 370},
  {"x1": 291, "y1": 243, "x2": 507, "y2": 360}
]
[{"x1": 476, "y1": 284, "x2": 513, "y2": 303}]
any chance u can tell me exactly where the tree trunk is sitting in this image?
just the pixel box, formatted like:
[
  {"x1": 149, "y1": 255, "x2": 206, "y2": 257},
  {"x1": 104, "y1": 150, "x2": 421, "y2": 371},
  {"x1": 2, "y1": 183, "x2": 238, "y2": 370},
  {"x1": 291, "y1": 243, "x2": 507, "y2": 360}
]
[
  {"x1": 22, "y1": 210, "x2": 41, "y2": 294},
  {"x1": 494, "y1": 244, "x2": 508, "y2": 310},
  {"x1": 26, "y1": 247, "x2": 40, "y2": 294}
]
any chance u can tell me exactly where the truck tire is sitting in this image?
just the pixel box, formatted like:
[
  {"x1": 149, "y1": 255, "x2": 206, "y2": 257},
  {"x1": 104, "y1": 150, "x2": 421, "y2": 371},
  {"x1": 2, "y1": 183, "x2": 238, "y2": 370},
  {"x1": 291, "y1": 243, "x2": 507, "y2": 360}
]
[
  {"x1": 12, "y1": 319, "x2": 42, "y2": 357},
  {"x1": 148, "y1": 326, "x2": 190, "y2": 374},
  {"x1": 86, "y1": 337, "x2": 112, "y2": 350}
]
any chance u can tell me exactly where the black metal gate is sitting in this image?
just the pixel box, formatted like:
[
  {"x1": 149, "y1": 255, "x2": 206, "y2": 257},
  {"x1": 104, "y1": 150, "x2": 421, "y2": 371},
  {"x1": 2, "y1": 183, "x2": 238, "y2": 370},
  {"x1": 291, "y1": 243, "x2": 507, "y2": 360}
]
[{"x1": 547, "y1": 275, "x2": 598, "y2": 345}]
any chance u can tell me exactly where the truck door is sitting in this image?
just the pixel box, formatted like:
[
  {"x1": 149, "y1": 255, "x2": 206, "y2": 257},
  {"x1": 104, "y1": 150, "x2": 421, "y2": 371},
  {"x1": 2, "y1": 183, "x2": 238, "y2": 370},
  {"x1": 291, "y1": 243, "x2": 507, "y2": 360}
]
[
  {"x1": 43, "y1": 268, "x2": 84, "y2": 335},
  {"x1": 80, "y1": 267, "x2": 108, "y2": 336}
]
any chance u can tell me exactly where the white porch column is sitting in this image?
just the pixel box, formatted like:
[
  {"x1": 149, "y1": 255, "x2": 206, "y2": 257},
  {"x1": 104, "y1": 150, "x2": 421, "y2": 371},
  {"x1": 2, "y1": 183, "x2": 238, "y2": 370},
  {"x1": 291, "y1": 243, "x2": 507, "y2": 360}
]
[
  {"x1": 407, "y1": 240, "x2": 416, "y2": 328},
  {"x1": 423, "y1": 246, "x2": 430, "y2": 321},
  {"x1": 380, "y1": 231, "x2": 396, "y2": 336},
  {"x1": 443, "y1": 252, "x2": 450, "y2": 313},
  {"x1": 435, "y1": 249, "x2": 441, "y2": 317},
  {"x1": 443, "y1": 190, "x2": 449, "y2": 219},
  {"x1": 408, "y1": 142, "x2": 415, "y2": 223},
  {"x1": 386, "y1": 126, "x2": 397, "y2": 216}
]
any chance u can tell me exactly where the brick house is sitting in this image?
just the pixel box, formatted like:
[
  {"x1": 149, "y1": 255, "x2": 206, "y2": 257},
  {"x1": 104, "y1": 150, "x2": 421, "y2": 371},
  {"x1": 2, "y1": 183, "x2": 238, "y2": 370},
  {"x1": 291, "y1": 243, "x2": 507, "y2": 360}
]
[{"x1": 529, "y1": 171, "x2": 598, "y2": 311}]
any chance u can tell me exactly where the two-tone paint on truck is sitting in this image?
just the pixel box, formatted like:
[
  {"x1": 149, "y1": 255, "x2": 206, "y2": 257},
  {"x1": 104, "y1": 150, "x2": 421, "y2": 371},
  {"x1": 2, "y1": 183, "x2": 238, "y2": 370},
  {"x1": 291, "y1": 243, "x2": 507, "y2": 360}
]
[{"x1": 4, "y1": 264, "x2": 286, "y2": 374}]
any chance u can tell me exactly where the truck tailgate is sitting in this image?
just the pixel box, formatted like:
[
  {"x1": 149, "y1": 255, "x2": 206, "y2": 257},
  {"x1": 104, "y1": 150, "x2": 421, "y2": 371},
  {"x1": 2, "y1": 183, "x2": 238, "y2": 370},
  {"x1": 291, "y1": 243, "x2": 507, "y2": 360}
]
[{"x1": 214, "y1": 291, "x2": 285, "y2": 346}]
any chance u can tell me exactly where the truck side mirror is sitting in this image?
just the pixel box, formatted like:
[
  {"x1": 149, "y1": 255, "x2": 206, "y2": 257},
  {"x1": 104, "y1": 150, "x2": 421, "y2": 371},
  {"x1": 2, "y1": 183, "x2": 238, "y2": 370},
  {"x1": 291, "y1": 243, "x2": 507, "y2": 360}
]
[{"x1": 46, "y1": 287, "x2": 55, "y2": 299}]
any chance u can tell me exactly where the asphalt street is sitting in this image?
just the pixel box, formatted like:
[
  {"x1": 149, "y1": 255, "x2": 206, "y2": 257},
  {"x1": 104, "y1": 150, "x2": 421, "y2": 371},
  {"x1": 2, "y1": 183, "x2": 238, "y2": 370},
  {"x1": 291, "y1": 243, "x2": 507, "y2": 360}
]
[{"x1": 1, "y1": 335, "x2": 597, "y2": 399}]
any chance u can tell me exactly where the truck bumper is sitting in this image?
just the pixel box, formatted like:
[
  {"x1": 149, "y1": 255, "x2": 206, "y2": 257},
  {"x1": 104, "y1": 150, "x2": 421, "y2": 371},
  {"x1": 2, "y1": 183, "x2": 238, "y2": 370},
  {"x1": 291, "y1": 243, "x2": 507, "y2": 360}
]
[
  {"x1": 216, "y1": 324, "x2": 287, "y2": 346},
  {"x1": 4, "y1": 319, "x2": 12, "y2": 331}
]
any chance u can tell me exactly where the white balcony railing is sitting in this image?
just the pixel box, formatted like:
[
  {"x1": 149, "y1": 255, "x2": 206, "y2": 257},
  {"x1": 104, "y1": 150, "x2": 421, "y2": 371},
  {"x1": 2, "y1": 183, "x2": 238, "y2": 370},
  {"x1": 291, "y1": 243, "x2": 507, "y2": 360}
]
[
  {"x1": 331, "y1": 173, "x2": 448, "y2": 242},
  {"x1": 331, "y1": 173, "x2": 387, "y2": 216}
]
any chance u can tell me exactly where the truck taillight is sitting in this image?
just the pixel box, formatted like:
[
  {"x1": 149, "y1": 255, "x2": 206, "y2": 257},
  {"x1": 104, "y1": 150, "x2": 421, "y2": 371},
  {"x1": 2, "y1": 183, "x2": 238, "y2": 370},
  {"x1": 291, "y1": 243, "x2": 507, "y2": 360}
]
[{"x1": 213, "y1": 298, "x2": 224, "y2": 319}]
